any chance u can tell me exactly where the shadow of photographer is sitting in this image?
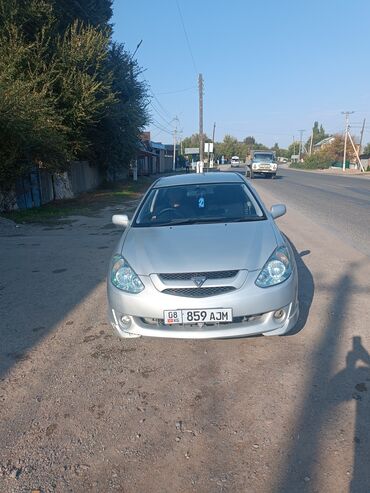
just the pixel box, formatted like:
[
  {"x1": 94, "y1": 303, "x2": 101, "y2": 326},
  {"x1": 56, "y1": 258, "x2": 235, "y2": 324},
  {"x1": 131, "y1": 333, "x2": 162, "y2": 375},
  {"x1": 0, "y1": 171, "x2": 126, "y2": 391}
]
[{"x1": 330, "y1": 336, "x2": 370, "y2": 492}]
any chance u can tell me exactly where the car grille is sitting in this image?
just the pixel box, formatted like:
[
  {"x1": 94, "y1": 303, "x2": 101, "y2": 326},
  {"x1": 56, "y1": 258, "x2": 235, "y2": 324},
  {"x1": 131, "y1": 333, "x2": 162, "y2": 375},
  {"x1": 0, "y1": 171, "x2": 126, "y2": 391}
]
[
  {"x1": 159, "y1": 270, "x2": 238, "y2": 281},
  {"x1": 161, "y1": 286, "x2": 236, "y2": 298}
]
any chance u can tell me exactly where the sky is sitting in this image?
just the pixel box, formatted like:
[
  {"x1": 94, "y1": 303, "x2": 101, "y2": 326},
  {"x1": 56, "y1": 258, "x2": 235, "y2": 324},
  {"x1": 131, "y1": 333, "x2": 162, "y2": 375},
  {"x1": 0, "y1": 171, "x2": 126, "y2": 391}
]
[{"x1": 112, "y1": 0, "x2": 370, "y2": 148}]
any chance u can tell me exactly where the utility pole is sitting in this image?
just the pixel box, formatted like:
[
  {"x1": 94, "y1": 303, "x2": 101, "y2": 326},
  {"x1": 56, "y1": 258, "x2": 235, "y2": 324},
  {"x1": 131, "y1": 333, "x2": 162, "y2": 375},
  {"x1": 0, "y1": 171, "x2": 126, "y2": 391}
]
[
  {"x1": 298, "y1": 130, "x2": 305, "y2": 161},
  {"x1": 293, "y1": 136, "x2": 296, "y2": 158},
  {"x1": 359, "y1": 118, "x2": 366, "y2": 155},
  {"x1": 309, "y1": 128, "x2": 314, "y2": 156},
  {"x1": 172, "y1": 116, "x2": 179, "y2": 172},
  {"x1": 211, "y1": 122, "x2": 216, "y2": 166},
  {"x1": 198, "y1": 74, "x2": 204, "y2": 172},
  {"x1": 342, "y1": 111, "x2": 354, "y2": 171}
]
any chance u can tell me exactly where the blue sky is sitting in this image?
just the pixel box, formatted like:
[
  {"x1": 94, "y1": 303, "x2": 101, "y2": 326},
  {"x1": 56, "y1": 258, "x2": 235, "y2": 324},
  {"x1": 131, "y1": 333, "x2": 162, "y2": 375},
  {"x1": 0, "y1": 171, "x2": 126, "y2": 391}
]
[{"x1": 112, "y1": 0, "x2": 370, "y2": 148}]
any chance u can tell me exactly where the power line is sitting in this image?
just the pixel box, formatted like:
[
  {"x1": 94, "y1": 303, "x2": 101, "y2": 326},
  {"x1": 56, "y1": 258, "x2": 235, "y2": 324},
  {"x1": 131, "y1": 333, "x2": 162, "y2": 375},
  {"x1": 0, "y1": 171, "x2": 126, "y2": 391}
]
[
  {"x1": 155, "y1": 86, "x2": 197, "y2": 95},
  {"x1": 151, "y1": 117, "x2": 173, "y2": 131},
  {"x1": 176, "y1": 0, "x2": 198, "y2": 75},
  {"x1": 150, "y1": 90, "x2": 173, "y2": 119},
  {"x1": 151, "y1": 116, "x2": 175, "y2": 132},
  {"x1": 149, "y1": 101, "x2": 176, "y2": 128},
  {"x1": 150, "y1": 121, "x2": 174, "y2": 135}
]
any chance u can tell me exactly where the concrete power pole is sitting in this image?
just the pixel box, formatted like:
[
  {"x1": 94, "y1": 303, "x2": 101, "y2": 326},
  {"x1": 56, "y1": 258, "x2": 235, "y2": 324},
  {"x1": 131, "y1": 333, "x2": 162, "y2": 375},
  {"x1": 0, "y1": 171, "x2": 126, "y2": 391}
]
[
  {"x1": 359, "y1": 118, "x2": 366, "y2": 155},
  {"x1": 342, "y1": 111, "x2": 354, "y2": 171},
  {"x1": 212, "y1": 122, "x2": 216, "y2": 166},
  {"x1": 172, "y1": 116, "x2": 179, "y2": 172},
  {"x1": 298, "y1": 130, "x2": 305, "y2": 161},
  {"x1": 198, "y1": 74, "x2": 204, "y2": 172},
  {"x1": 309, "y1": 128, "x2": 314, "y2": 156}
]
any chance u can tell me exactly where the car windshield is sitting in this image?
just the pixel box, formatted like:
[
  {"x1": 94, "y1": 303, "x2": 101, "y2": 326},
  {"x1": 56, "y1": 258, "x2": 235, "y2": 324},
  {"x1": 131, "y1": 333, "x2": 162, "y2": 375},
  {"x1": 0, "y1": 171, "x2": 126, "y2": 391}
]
[
  {"x1": 134, "y1": 182, "x2": 265, "y2": 227},
  {"x1": 253, "y1": 154, "x2": 274, "y2": 162}
]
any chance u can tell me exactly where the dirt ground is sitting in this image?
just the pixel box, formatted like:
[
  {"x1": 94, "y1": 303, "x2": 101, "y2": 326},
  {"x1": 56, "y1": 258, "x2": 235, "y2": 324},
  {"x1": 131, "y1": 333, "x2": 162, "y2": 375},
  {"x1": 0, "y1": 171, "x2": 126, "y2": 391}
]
[{"x1": 0, "y1": 181, "x2": 369, "y2": 493}]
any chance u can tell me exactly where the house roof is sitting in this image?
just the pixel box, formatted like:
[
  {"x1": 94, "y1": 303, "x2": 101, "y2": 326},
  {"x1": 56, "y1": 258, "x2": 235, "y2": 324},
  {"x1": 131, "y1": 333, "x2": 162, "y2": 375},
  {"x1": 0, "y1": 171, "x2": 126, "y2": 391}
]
[
  {"x1": 313, "y1": 136, "x2": 335, "y2": 148},
  {"x1": 151, "y1": 141, "x2": 166, "y2": 150}
]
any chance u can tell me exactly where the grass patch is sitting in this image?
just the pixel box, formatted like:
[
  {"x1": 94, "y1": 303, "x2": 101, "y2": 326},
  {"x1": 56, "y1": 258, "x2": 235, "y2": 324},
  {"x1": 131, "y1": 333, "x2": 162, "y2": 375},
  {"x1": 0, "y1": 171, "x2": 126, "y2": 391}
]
[{"x1": 1, "y1": 175, "x2": 156, "y2": 224}]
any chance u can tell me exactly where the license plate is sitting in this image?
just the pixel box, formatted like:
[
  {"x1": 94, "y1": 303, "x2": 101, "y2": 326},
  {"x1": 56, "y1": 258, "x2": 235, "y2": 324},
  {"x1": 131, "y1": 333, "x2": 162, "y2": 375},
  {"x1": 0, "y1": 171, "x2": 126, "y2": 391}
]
[{"x1": 164, "y1": 309, "x2": 233, "y2": 325}]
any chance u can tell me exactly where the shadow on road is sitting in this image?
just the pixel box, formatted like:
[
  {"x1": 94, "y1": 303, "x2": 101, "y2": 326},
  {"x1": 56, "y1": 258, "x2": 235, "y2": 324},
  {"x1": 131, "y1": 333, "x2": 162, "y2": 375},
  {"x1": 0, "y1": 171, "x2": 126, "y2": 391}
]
[
  {"x1": 274, "y1": 261, "x2": 370, "y2": 492},
  {"x1": 0, "y1": 219, "x2": 120, "y2": 379},
  {"x1": 331, "y1": 336, "x2": 370, "y2": 492}
]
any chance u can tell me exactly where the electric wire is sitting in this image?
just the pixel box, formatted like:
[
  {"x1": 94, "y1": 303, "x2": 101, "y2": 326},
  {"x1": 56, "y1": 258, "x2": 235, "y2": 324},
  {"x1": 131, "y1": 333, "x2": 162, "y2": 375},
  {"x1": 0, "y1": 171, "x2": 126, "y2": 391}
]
[
  {"x1": 150, "y1": 90, "x2": 173, "y2": 118},
  {"x1": 150, "y1": 100, "x2": 175, "y2": 127},
  {"x1": 150, "y1": 121, "x2": 174, "y2": 135},
  {"x1": 155, "y1": 86, "x2": 197, "y2": 95},
  {"x1": 151, "y1": 119, "x2": 174, "y2": 133},
  {"x1": 176, "y1": 0, "x2": 198, "y2": 75}
]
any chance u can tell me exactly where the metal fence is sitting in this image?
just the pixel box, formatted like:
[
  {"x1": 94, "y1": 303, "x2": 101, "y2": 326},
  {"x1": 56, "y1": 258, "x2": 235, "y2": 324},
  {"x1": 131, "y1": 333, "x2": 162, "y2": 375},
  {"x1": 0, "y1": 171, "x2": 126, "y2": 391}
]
[{"x1": 13, "y1": 162, "x2": 103, "y2": 210}]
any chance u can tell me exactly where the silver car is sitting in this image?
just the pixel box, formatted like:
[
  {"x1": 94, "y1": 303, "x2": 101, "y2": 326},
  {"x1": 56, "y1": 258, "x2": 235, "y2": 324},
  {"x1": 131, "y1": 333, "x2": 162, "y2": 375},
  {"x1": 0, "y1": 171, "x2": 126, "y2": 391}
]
[{"x1": 107, "y1": 172, "x2": 299, "y2": 339}]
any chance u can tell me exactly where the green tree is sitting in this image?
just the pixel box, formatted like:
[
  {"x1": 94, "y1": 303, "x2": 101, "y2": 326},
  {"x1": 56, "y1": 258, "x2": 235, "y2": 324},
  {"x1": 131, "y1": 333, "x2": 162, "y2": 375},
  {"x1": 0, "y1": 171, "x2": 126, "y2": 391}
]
[
  {"x1": 91, "y1": 43, "x2": 148, "y2": 175},
  {"x1": 243, "y1": 136, "x2": 255, "y2": 146},
  {"x1": 294, "y1": 135, "x2": 356, "y2": 169},
  {"x1": 181, "y1": 133, "x2": 209, "y2": 156},
  {"x1": 0, "y1": 0, "x2": 148, "y2": 194},
  {"x1": 305, "y1": 121, "x2": 329, "y2": 149},
  {"x1": 362, "y1": 142, "x2": 370, "y2": 155},
  {"x1": 215, "y1": 135, "x2": 239, "y2": 160},
  {"x1": 287, "y1": 141, "x2": 300, "y2": 158},
  {"x1": 51, "y1": 0, "x2": 113, "y2": 32}
]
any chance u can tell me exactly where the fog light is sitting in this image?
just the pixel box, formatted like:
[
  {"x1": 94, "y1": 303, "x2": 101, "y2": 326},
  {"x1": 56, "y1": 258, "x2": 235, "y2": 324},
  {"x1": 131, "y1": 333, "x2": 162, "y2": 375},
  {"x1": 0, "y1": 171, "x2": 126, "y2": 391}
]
[
  {"x1": 120, "y1": 315, "x2": 132, "y2": 329},
  {"x1": 273, "y1": 309, "x2": 285, "y2": 320}
]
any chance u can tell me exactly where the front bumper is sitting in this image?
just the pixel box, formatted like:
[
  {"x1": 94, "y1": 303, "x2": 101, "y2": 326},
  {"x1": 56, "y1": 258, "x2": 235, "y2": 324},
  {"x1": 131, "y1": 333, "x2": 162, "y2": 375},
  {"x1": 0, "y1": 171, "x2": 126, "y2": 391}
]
[
  {"x1": 107, "y1": 270, "x2": 299, "y2": 339},
  {"x1": 253, "y1": 169, "x2": 276, "y2": 174}
]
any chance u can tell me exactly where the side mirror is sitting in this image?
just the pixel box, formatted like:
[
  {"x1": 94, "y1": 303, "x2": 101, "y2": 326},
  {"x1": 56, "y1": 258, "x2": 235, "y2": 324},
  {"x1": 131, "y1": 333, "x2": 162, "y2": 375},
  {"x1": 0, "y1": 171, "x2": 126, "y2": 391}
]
[
  {"x1": 270, "y1": 204, "x2": 286, "y2": 219},
  {"x1": 112, "y1": 214, "x2": 129, "y2": 227}
]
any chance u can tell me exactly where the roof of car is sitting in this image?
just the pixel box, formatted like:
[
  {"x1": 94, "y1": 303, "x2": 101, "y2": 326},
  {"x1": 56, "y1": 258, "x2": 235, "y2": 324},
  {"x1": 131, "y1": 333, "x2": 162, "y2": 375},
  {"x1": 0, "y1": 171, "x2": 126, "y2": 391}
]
[{"x1": 153, "y1": 172, "x2": 245, "y2": 188}]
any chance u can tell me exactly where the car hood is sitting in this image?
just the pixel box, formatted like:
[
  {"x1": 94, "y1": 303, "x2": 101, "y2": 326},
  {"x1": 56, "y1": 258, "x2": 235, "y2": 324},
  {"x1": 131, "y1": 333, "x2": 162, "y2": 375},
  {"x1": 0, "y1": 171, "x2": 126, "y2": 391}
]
[{"x1": 122, "y1": 221, "x2": 277, "y2": 274}]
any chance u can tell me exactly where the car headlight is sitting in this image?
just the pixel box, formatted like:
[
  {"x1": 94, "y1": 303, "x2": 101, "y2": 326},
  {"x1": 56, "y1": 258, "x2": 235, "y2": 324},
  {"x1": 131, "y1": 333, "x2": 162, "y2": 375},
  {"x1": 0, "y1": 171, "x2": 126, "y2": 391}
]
[
  {"x1": 111, "y1": 255, "x2": 144, "y2": 293},
  {"x1": 255, "y1": 246, "x2": 292, "y2": 288},
  {"x1": 252, "y1": 163, "x2": 257, "y2": 169}
]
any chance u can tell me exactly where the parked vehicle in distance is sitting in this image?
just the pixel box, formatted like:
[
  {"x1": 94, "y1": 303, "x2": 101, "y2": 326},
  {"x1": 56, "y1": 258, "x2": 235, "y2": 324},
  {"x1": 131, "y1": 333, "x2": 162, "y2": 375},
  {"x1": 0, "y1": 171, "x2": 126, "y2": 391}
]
[
  {"x1": 249, "y1": 150, "x2": 278, "y2": 178},
  {"x1": 231, "y1": 156, "x2": 240, "y2": 166},
  {"x1": 107, "y1": 172, "x2": 299, "y2": 339}
]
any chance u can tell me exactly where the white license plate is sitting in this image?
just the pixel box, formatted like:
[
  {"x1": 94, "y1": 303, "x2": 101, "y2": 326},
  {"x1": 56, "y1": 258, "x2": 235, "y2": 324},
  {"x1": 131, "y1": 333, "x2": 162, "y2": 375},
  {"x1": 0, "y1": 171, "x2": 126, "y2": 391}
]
[{"x1": 164, "y1": 309, "x2": 233, "y2": 325}]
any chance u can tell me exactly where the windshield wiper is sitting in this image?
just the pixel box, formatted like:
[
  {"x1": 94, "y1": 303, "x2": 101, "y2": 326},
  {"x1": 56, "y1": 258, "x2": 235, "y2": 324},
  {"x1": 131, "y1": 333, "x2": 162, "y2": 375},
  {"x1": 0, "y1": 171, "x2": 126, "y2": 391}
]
[
  {"x1": 169, "y1": 217, "x2": 226, "y2": 225},
  {"x1": 229, "y1": 217, "x2": 265, "y2": 222},
  {"x1": 143, "y1": 216, "x2": 265, "y2": 227}
]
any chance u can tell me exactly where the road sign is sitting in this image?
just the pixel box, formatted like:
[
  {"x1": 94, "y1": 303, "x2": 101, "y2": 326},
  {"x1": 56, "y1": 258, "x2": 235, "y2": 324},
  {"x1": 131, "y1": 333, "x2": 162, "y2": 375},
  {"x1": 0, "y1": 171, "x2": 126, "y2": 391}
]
[
  {"x1": 185, "y1": 147, "x2": 199, "y2": 155},
  {"x1": 204, "y1": 143, "x2": 214, "y2": 153}
]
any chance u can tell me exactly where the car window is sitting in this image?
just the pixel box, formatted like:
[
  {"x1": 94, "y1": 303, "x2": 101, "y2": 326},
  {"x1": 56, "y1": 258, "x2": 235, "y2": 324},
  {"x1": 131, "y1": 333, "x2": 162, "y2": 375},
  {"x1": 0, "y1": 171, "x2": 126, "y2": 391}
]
[
  {"x1": 134, "y1": 183, "x2": 265, "y2": 227},
  {"x1": 253, "y1": 154, "x2": 274, "y2": 162}
]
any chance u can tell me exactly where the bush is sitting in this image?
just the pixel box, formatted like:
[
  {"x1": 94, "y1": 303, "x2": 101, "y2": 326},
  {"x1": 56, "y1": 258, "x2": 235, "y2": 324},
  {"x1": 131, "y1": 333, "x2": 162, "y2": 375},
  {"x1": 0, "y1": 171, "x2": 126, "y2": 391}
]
[{"x1": 299, "y1": 154, "x2": 334, "y2": 169}]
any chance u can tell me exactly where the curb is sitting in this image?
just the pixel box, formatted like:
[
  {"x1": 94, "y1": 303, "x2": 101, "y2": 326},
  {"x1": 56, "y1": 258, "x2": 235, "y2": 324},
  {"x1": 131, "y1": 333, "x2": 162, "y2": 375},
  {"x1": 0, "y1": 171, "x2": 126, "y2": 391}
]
[{"x1": 286, "y1": 166, "x2": 370, "y2": 179}]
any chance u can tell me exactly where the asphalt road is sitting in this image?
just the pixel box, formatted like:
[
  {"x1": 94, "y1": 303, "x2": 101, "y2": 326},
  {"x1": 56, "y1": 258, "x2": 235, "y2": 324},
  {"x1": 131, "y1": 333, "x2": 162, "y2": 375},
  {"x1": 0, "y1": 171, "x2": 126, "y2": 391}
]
[
  {"x1": 0, "y1": 171, "x2": 370, "y2": 492},
  {"x1": 249, "y1": 167, "x2": 370, "y2": 257}
]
